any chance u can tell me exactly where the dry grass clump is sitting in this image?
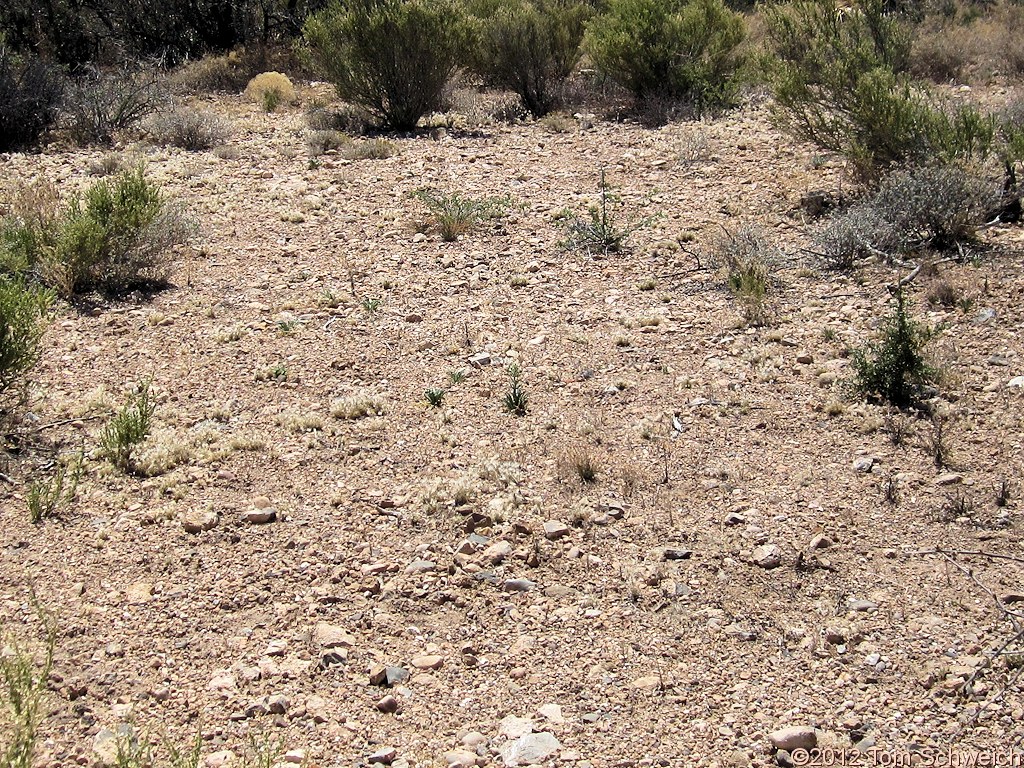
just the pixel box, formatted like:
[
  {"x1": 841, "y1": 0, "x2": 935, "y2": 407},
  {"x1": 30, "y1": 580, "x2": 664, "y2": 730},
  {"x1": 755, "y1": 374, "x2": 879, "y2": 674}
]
[
  {"x1": 277, "y1": 410, "x2": 325, "y2": 433},
  {"x1": 559, "y1": 445, "x2": 600, "y2": 484},
  {"x1": 244, "y1": 72, "x2": 296, "y2": 111},
  {"x1": 307, "y1": 129, "x2": 351, "y2": 156},
  {"x1": 910, "y1": 3, "x2": 1024, "y2": 83},
  {"x1": 714, "y1": 224, "x2": 778, "y2": 326},
  {"x1": 343, "y1": 138, "x2": 398, "y2": 161},
  {"x1": 330, "y1": 392, "x2": 386, "y2": 419},
  {"x1": 148, "y1": 109, "x2": 232, "y2": 150},
  {"x1": 133, "y1": 424, "x2": 226, "y2": 477}
]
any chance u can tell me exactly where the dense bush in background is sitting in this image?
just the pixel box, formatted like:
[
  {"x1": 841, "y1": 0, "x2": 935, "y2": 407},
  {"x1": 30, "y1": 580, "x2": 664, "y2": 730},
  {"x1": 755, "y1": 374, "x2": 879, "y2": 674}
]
[
  {"x1": 303, "y1": 0, "x2": 470, "y2": 130},
  {"x1": 764, "y1": 0, "x2": 994, "y2": 174},
  {"x1": 0, "y1": 47, "x2": 64, "y2": 152},
  {"x1": 583, "y1": 0, "x2": 745, "y2": 115},
  {"x1": 468, "y1": 0, "x2": 591, "y2": 117},
  {"x1": 0, "y1": 0, "x2": 326, "y2": 69}
]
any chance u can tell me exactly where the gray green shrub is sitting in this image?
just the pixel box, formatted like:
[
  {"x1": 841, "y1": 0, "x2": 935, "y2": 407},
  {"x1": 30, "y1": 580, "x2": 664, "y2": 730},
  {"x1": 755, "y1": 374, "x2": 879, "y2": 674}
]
[
  {"x1": 468, "y1": 0, "x2": 592, "y2": 117},
  {"x1": 583, "y1": 0, "x2": 744, "y2": 114},
  {"x1": 303, "y1": 0, "x2": 470, "y2": 130}
]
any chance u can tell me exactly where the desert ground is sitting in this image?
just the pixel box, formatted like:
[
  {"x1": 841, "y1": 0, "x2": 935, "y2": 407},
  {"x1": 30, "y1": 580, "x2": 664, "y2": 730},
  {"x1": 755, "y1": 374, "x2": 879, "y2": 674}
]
[{"x1": 2, "y1": 81, "x2": 1023, "y2": 767}]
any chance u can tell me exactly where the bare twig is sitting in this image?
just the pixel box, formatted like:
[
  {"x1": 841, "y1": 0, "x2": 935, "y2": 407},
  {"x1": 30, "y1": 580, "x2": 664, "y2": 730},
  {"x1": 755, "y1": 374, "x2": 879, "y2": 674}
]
[{"x1": 4, "y1": 415, "x2": 103, "y2": 439}]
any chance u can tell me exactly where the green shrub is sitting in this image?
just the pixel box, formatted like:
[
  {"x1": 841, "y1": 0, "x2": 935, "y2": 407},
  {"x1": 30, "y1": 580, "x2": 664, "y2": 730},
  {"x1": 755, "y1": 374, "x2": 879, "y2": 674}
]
[
  {"x1": 560, "y1": 169, "x2": 649, "y2": 255},
  {"x1": 583, "y1": 0, "x2": 744, "y2": 114},
  {"x1": 503, "y1": 363, "x2": 528, "y2": 415},
  {"x1": 764, "y1": 0, "x2": 995, "y2": 174},
  {"x1": 0, "y1": 47, "x2": 64, "y2": 152},
  {"x1": 468, "y1": 0, "x2": 591, "y2": 117},
  {"x1": 0, "y1": 278, "x2": 51, "y2": 398},
  {"x1": 27, "y1": 451, "x2": 82, "y2": 523},
  {"x1": 0, "y1": 615, "x2": 55, "y2": 768},
  {"x1": 414, "y1": 189, "x2": 508, "y2": 241},
  {"x1": 2, "y1": 168, "x2": 193, "y2": 297},
  {"x1": 101, "y1": 381, "x2": 155, "y2": 472},
  {"x1": 851, "y1": 289, "x2": 935, "y2": 407},
  {"x1": 303, "y1": 0, "x2": 470, "y2": 130}
]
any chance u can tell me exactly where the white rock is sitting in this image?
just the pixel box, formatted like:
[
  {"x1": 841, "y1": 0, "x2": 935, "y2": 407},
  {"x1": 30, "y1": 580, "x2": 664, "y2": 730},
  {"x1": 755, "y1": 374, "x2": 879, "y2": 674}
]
[
  {"x1": 751, "y1": 544, "x2": 782, "y2": 569},
  {"x1": 498, "y1": 715, "x2": 535, "y2": 739},
  {"x1": 768, "y1": 726, "x2": 817, "y2": 752},
  {"x1": 500, "y1": 732, "x2": 561, "y2": 766}
]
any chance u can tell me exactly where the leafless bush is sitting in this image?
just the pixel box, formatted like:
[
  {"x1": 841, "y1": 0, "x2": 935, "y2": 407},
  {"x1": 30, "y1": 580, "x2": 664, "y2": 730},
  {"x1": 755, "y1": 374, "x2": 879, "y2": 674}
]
[
  {"x1": 65, "y1": 68, "x2": 164, "y2": 145},
  {"x1": 148, "y1": 108, "x2": 231, "y2": 150}
]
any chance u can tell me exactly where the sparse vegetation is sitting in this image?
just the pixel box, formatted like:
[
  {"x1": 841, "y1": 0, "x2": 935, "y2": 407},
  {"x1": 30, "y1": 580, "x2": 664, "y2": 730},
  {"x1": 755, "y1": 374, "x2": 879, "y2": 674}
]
[
  {"x1": 560, "y1": 444, "x2": 599, "y2": 483},
  {"x1": 850, "y1": 290, "x2": 935, "y2": 407},
  {"x1": 101, "y1": 381, "x2": 155, "y2": 472},
  {"x1": 27, "y1": 450, "x2": 82, "y2": 523},
  {"x1": 65, "y1": 68, "x2": 163, "y2": 146},
  {"x1": 148, "y1": 108, "x2": 231, "y2": 150},
  {"x1": 331, "y1": 392, "x2": 386, "y2": 419},
  {"x1": 716, "y1": 224, "x2": 777, "y2": 326},
  {"x1": 425, "y1": 387, "x2": 447, "y2": 407},
  {"x1": 414, "y1": 189, "x2": 508, "y2": 241},
  {"x1": 0, "y1": 611, "x2": 55, "y2": 768},
  {"x1": 817, "y1": 163, "x2": 994, "y2": 268},
  {"x1": 503, "y1": 363, "x2": 528, "y2": 415},
  {"x1": 560, "y1": 169, "x2": 647, "y2": 255}
]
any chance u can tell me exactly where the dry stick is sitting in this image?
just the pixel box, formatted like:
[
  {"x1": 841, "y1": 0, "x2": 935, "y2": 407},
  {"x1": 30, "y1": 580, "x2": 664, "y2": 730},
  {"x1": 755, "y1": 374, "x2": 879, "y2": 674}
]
[
  {"x1": 4, "y1": 414, "x2": 103, "y2": 439},
  {"x1": 886, "y1": 256, "x2": 958, "y2": 294},
  {"x1": 927, "y1": 549, "x2": 1024, "y2": 741},
  {"x1": 934, "y1": 550, "x2": 1023, "y2": 631},
  {"x1": 921, "y1": 547, "x2": 1024, "y2": 567}
]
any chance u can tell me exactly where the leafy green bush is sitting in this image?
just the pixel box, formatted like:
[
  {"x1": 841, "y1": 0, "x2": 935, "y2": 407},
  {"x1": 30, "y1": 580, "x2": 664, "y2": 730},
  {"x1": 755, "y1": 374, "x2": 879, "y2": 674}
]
[
  {"x1": 0, "y1": 47, "x2": 64, "y2": 152},
  {"x1": 851, "y1": 289, "x2": 935, "y2": 407},
  {"x1": 764, "y1": 0, "x2": 995, "y2": 174},
  {"x1": 1, "y1": 168, "x2": 193, "y2": 297},
  {"x1": 583, "y1": 0, "x2": 744, "y2": 114},
  {"x1": 468, "y1": 0, "x2": 591, "y2": 117},
  {"x1": 303, "y1": 0, "x2": 470, "y2": 130},
  {"x1": 0, "y1": 278, "x2": 51, "y2": 398}
]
